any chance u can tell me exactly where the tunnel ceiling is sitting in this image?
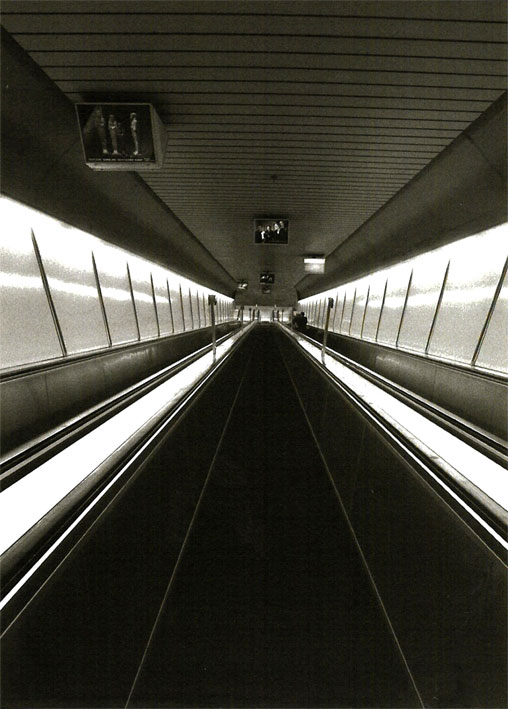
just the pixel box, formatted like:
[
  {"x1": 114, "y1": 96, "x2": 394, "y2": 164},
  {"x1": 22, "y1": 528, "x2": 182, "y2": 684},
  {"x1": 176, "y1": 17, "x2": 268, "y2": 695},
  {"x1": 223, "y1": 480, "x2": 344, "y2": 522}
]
[{"x1": 1, "y1": 1, "x2": 507, "y2": 304}]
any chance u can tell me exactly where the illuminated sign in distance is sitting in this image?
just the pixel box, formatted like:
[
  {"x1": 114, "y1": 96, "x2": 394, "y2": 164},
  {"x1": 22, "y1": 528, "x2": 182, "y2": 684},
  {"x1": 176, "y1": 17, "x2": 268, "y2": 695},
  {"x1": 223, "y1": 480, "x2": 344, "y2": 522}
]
[
  {"x1": 304, "y1": 255, "x2": 326, "y2": 274},
  {"x1": 260, "y1": 272, "x2": 275, "y2": 284},
  {"x1": 254, "y1": 218, "x2": 289, "y2": 244}
]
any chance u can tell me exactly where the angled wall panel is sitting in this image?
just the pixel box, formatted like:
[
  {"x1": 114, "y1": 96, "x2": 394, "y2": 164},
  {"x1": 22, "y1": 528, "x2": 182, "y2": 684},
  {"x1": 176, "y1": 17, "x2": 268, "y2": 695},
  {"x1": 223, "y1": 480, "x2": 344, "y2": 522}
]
[
  {"x1": 0, "y1": 199, "x2": 62, "y2": 368},
  {"x1": 34, "y1": 219, "x2": 108, "y2": 355}
]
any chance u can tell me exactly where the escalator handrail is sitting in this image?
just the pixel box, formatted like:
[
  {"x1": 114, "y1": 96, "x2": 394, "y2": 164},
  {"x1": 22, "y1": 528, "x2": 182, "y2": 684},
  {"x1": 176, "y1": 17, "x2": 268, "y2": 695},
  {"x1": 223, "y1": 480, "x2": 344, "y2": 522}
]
[
  {"x1": 1, "y1": 328, "x2": 242, "y2": 490},
  {"x1": 278, "y1": 324, "x2": 508, "y2": 563},
  {"x1": 288, "y1": 324, "x2": 507, "y2": 467},
  {"x1": 0, "y1": 323, "x2": 256, "y2": 611}
]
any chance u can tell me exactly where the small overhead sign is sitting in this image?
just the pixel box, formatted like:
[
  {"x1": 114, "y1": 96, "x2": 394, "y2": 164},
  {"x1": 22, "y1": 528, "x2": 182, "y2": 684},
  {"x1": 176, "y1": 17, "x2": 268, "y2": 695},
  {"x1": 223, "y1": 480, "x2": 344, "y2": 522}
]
[
  {"x1": 304, "y1": 255, "x2": 326, "y2": 274},
  {"x1": 260, "y1": 272, "x2": 275, "y2": 284}
]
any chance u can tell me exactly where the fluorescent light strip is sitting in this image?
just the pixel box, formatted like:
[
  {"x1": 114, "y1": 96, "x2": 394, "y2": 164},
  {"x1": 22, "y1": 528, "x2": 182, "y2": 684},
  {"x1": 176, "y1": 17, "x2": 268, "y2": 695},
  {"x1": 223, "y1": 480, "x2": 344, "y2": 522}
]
[
  {"x1": 0, "y1": 326, "x2": 250, "y2": 561},
  {"x1": 285, "y1": 328, "x2": 508, "y2": 549}
]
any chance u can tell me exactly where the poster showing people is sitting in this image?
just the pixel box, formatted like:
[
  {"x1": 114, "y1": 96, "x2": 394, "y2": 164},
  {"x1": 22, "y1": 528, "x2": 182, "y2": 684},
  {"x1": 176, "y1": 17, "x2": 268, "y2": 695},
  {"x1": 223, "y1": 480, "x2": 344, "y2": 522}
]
[
  {"x1": 254, "y1": 218, "x2": 289, "y2": 244},
  {"x1": 76, "y1": 104, "x2": 155, "y2": 164}
]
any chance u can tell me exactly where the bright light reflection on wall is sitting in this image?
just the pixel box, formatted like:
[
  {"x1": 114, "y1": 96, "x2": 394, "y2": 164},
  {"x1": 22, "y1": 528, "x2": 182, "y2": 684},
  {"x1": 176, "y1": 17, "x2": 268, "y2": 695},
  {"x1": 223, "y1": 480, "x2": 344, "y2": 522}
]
[
  {"x1": 0, "y1": 195, "x2": 233, "y2": 368},
  {"x1": 300, "y1": 223, "x2": 508, "y2": 373},
  {"x1": 1, "y1": 195, "x2": 233, "y2": 306},
  {"x1": 0, "y1": 273, "x2": 45, "y2": 291}
]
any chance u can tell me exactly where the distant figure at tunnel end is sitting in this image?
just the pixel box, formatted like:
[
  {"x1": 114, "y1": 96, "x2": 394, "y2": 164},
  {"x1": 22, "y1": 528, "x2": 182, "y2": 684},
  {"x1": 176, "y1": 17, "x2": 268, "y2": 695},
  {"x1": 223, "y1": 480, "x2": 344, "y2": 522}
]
[{"x1": 293, "y1": 311, "x2": 307, "y2": 332}]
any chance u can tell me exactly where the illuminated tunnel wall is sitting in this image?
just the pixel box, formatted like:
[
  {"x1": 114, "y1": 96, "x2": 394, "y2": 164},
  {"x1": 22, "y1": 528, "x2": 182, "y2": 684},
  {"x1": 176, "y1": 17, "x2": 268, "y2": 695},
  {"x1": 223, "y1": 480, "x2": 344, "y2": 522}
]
[
  {"x1": 0, "y1": 195, "x2": 234, "y2": 371},
  {"x1": 299, "y1": 223, "x2": 508, "y2": 376}
]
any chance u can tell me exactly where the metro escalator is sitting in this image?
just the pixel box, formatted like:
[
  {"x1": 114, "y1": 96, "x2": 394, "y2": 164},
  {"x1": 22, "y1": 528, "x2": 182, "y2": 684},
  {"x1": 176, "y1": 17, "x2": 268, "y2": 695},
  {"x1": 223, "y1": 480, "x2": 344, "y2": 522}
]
[
  {"x1": 0, "y1": 326, "x2": 502, "y2": 707},
  {"x1": 125, "y1": 326, "x2": 419, "y2": 707}
]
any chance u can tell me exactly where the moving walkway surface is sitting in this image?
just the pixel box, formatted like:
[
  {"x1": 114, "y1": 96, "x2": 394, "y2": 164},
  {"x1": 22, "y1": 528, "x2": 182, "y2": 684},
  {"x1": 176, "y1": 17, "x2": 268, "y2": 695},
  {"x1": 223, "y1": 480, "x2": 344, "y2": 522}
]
[{"x1": 0, "y1": 327, "x2": 501, "y2": 707}]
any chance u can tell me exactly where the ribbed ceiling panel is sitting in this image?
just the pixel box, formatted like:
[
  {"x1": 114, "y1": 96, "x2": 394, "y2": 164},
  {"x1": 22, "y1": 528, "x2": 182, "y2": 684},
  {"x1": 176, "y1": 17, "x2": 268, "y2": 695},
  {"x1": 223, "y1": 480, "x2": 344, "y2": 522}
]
[{"x1": 2, "y1": 0, "x2": 506, "y2": 303}]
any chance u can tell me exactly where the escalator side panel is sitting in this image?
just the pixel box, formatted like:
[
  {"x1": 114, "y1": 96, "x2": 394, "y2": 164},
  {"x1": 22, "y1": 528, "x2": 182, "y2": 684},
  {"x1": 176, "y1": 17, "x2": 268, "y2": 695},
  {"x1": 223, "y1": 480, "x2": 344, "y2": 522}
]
[
  {"x1": 0, "y1": 337, "x2": 250, "y2": 708},
  {"x1": 277, "y1": 330, "x2": 507, "y2": 709}
]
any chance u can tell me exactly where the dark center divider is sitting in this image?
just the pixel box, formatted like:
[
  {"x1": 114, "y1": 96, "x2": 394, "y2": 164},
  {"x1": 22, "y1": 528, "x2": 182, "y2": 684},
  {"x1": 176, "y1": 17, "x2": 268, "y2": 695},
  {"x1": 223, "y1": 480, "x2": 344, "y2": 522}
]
[
  {"x1": 1, "y1": 325, "x2": 420, "y2": 708},
  {"x1": 276, "y1": 326, "x2": 507, "y2": 709}
]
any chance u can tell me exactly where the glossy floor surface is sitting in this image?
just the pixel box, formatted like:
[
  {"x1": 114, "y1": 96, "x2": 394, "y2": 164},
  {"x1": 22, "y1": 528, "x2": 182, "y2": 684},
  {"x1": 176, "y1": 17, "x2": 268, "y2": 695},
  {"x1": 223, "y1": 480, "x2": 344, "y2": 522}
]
[{"x1": 1, "y1": 328, "x2": 419, "y2": 707}]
